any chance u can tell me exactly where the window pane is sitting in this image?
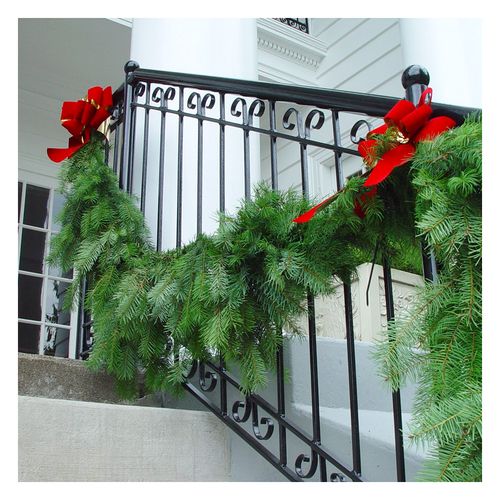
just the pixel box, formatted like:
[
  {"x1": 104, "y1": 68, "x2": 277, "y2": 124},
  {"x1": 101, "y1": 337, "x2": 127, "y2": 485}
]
[
  {"x1": 18, "y1": 182, "x2": 23, "y2": 222},
  {"x1": 18, "y1": 322, "x2": 40, "y2": 354},
  {"x1": 23, "y1": 184, "x2": 50, "y2": 228},
  {"x1": 18, "y1": 274, "x2": 43, "y2": 321},
  {"x1": 45, "y1": 279, "x2": 71, "y2": 325},
  {"x1": 44, "y1": 325, "x2": 69, "y2": 358},
  {"x1": 47, "y1": 233, "x2": 73, "y2": 279},
  {"x1": 51, "y1": 192, "x2": 66, "y2": 232},
  {"x1": 19, "y1": 228, "x2": 47, "y2": 274}
]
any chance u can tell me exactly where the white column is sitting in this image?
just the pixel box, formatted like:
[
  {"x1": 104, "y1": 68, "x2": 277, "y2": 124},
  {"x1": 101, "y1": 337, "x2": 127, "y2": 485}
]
[
  {"x1": 129, "y1": 19, "x2": 259, "y2": 249},
  {"x1": 130, "y1": 19, "x2": 257, "y2": 79},
  {"x1": 399, "y1": 19, "x2": 481, "y2": 108}
]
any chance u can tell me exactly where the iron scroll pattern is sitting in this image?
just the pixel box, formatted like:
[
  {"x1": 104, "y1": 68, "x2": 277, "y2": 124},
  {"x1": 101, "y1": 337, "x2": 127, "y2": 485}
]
[
  {"x1": 273, "y1": 18, "x2": 309, "y2": 34},
  {"x1": 127, "y1": 84, "x2": 362, "y2": 181},
  {"x1": 182, "y1": 358, "x2": 357, "y2": 482}
]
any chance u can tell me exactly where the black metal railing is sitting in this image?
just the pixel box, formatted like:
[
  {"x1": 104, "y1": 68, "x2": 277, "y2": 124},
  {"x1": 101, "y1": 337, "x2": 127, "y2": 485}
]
[
  {"x1": 77, "y1": 61, "x2": 476, "y2": 481},
  {"x1": 273, "y1": 18, "x2": 309, "y2": 34}
]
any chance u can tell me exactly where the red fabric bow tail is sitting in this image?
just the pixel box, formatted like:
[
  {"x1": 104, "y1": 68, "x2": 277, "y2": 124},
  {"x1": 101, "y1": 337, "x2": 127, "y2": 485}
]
[
  {"x1": 353, "y1": 187, "x2": 377, "y2": 218},
  {"x1": 293, "y1": 193, "x2": 337, "y2": 224},
  {"x1": 47, "y1": 130, "x2": 90, "y2": 163}
]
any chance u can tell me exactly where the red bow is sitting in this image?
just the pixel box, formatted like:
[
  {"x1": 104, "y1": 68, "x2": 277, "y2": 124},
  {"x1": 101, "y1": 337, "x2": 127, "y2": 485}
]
[
  {"x1": 293, "y1": 89, "x2": 456, "y2": 224},
  {"x1": 359, "y1": 88, "x2": 456, "y2": 187},
  {"x1": 47, "y1": 86, "x2": 113, "y2": 163}
]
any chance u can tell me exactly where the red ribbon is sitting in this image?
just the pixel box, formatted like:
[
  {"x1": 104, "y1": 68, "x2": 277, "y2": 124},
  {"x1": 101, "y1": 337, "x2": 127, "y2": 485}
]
[
  {"x1": 360, "y1": 88, "x2": 456, "y2": 187},
  {"x1": 47, "y1": 86, "x2": 113, "y2": 163},
  {"x1": 293, "y1": 89, "x2": 456, "y2": 224}
]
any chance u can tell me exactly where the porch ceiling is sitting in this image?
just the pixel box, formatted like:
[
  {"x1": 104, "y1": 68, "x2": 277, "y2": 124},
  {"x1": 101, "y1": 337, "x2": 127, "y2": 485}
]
[{"x1": 19, "y1": 18, "x2": 131, "y2": 101}]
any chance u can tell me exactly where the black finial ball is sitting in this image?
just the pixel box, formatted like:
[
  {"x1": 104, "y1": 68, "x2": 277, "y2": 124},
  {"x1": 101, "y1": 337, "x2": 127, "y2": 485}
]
[
  {"x1": 401, "y1": 65, "x2": 430, "y2": 89},
  {"x1": 124, "y1": 60, "x2": 140, "y2": 73}
]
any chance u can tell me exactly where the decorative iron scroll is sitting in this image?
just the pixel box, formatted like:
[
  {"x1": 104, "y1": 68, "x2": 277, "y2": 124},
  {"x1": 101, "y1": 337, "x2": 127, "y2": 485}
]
[
  {"x1": 350, "y1": 119, "x2": 373, "y2": 145},
  {"x1": 230, "y1": 97, "x2": 266, "y2": 125},
  {"x1": 198, "y1": 362, "x2": 217, "y2": 392},
  {"x1": 282, "y1": 107, "x2": 325, "y2": 139},
  {"x1": 330, "y1": 472, "x2": 346, "y2": 482},
  {"x1": 273, "y1": 18, "x2": 309, "y2": 34},
  {"x1": 151, "y1": 85, "x2": 176, "y2": 108},
  {"x1": 295, "y1": 450, "x2": 319, "y2": 478}
]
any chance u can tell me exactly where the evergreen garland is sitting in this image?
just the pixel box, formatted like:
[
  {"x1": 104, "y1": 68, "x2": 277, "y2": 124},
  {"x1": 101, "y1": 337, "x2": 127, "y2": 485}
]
[
  {"x1": 48, "y1": 115, "x2": 481, "y2": 482},
  {"x1": 48, "y1": 136, "x2": 382, "y2": 396}
]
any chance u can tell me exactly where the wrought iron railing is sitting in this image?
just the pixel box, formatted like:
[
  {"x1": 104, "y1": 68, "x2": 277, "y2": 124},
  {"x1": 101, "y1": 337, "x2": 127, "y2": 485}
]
[
  {"x1": 77, "y1": 61, "x2": 475, "y2": 481},
  {"x1": 273, "y1": 18, "x2": 310, "y2": 34}
]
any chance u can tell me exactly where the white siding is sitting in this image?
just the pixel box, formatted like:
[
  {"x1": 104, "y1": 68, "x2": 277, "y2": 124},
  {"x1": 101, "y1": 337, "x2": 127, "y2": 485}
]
[{"x1": 312, "y1": 18, "x2": 404, "y2": 97}]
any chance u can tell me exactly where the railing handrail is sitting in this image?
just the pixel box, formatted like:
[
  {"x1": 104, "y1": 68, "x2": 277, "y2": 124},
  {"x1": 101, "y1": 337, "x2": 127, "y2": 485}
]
[{"x1": 120, "y1": 65, "x2": 478, "y2": 121}]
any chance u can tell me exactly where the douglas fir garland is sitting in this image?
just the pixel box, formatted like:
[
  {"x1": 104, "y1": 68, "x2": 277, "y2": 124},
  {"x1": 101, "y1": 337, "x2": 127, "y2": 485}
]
[{"x1": 47, "y1": 136, "x2": 384, "y2": 396}]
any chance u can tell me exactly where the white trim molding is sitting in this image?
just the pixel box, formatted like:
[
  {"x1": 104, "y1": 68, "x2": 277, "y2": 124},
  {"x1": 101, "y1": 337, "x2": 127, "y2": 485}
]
[{"x1": 257, "y1": 19, "x2": 327, "y2": 84}]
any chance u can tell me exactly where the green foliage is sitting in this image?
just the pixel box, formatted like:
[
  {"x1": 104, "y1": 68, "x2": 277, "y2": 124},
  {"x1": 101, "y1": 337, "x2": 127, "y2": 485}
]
[
  {"x1": 48, "y1": 137, "x2": 377, "y2": 396},
  {"x1": 372, "y1": 115, "x2": 482, "y2": 481}
]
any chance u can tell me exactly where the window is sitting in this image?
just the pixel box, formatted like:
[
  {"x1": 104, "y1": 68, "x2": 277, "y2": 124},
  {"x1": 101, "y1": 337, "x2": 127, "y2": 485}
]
[{"x1": 18, "y1": 181, "x2": 78, "y2": 358}]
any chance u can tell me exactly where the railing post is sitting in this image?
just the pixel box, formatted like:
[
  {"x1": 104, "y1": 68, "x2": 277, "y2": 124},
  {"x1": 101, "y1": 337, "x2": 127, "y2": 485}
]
[
  {"x1": 382, "y1": 64, "x2": 433, "y2": 482},
  {"x1": 120, "y1": 60, "x2": 140, "y2": 192},
  {"x1": 401, "y1": 65, "x2": 438, "y2": 283}
]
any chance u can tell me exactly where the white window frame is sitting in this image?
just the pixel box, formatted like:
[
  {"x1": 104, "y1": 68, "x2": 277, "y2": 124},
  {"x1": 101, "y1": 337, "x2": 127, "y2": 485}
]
[{"x1": 18, "y1": 176, "x2": 79, "y2": 359}]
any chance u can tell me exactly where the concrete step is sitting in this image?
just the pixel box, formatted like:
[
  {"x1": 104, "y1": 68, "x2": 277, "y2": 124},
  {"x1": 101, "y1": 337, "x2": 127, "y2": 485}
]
[{"x1": 18, "y1": 395, "x2": 231, "y2": 481}]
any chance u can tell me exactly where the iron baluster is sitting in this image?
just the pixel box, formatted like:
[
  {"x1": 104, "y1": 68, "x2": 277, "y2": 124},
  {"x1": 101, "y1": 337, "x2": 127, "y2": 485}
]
[
  {"x1": 343, "y1": 283, "x2": 362, "y2": 475},
  {"x1": 332, "y1": 108, "x2": 362, "y2": 477},
  {"x1": 382, "y1": 254, "x2": 406, "y2": 481},
  {"x1": 231, "y1": 97, "x2": 251, "y2": 200},
  {"x1": 401, "y1": 65, "x2": 439, "y2": 284},
  {"x1": 307, "y1": 294, "x2": 327, "y2": 481},
  {"x1": 190, "y1": 92, "x2": 216, "y2": 234},
  {"x1": 276, "y1": 344, "x2": 287, "y2": 467},
  {"x1": 219, "y1": 93, "x2": 226, "y2": 213},
  {"x1": 269, "y1": 100, "x2": 279, "y2": 190},
  {"x1": 127, "y1": 85, "x2": 140, "y2": 195},
  {"x1": 156, "y1": 90, "x2": 167, "y2": 251},
  {"x1": 176, "y1": 87, "x2": 185, "y2": 249},
  {"x1": 120, "y1": 60, "x2": 139, "y2": 191},
  {"x1": 219, "y1": 354, "x2": 227, "y2": 416},
  {"x1": 140, "y1": 82, "x2": 151, "y2": 214},
  {"x1": 112, "y1": 118, "x2": 121, "y2": 176}
]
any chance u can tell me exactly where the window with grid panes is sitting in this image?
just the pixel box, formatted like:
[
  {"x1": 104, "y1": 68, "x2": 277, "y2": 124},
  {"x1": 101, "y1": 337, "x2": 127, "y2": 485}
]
[{"x1": 18, "y1": 181, "x2": 78, "y2": 357}]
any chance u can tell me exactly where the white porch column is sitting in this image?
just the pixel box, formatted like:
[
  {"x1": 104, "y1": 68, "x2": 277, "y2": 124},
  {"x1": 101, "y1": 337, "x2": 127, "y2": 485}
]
[
  {"x1": 130, "y1": 19, "x2": 257, "y2": 79},
  {"x1": 129, "y1": 19, "x2": 259, "y2": 248},
  {"x1": 399, "y1": 19, "x2": 481, "y2": 108}
]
